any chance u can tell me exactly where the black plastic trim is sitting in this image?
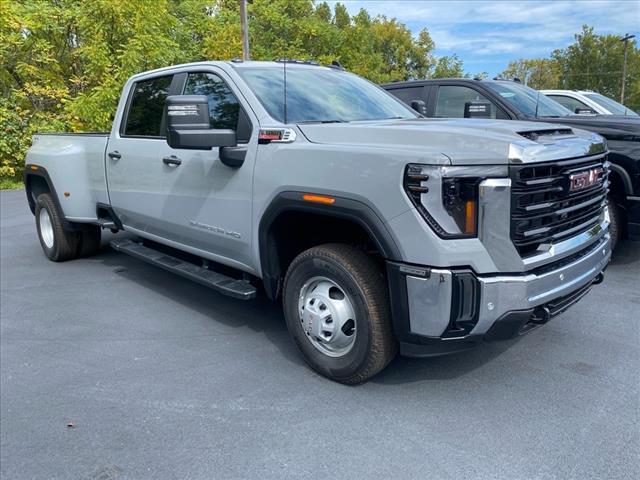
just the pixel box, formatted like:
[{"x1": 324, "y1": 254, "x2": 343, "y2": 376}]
[
  {"x1": 220, "y1": 145, "x2": 248, "y2": 167},
  {"x1": 609, "y1": 163, "x2": 634, "y2": 196},
  {"x1": 23, "y1": 165, "x2": 68, "y2": 225},
  {"x1": 259, "y1": 192, "x2": 402, "y2": 299},
  {"x1": 96, "y1": 203, "x2": 124, "y2": 231}
]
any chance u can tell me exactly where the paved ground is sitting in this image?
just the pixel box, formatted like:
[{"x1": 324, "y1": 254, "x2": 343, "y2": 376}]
[{"x1": 1, "y1": 188, "x2": 638, "y2": 480}]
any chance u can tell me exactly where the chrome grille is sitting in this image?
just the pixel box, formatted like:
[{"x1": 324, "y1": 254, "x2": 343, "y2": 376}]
[{"x1": 510, "y1": 154, "x2": 609, "y2": 256}]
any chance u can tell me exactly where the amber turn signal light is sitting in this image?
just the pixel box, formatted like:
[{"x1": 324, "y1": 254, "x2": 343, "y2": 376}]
[{"x1": 302, "y1": 194, "x2": 336, "y2": 205}]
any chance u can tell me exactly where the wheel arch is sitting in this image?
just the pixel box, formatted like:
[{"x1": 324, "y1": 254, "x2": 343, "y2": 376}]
[
  {"x1": 258, "y1": 192, "x2": 402, "y2": 300},
  {"x1": 24, "y1": 165, "x2": 62, "y2": 216},
  {"x1": 608, "y1": 163, "x2": 634, "y2": 200}
]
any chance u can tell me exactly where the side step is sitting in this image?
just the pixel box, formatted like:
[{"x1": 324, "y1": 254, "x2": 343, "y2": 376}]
[{"x1": 110, "y1": 239, "x2": 257, "y2": 300}]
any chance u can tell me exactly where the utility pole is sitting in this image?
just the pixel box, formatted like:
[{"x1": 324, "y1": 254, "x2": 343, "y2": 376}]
[
  {"x1": 620, "y1": 33, "x2": 635, "y2": 104},
  {"x1": 239, "y1": 0, "x2": 250, "y2": 60}
]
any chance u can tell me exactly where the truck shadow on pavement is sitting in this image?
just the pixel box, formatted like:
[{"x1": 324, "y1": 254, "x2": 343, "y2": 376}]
[
  {"x1": 609, "y1": 238, "x2": 639, "y2": 266},
  {"x1": 96, "y1": 239, "x2": 516, "y2": 386},
  {"x1": 97, "y1": 245, "x2": 306, "y2": 368}
]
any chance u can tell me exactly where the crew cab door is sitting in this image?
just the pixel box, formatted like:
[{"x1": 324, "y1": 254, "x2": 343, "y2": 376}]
[
  {"x1": 106, "y1": 69, "x2": 258, "y2": 272},
  {"x1": 155, "y1": 69, "x2": 256, "y2": 270}
]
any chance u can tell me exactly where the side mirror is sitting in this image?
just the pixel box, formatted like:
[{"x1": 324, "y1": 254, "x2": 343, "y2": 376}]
[
  {"x1": 575, "y1": 107, "x2": 596, "y2": 115},
  {"x1": 464, "y1": 102, "x2": 492, "y2": 118},
  {"x1": 410, "y1": 100, "x2": 427, "y2": 116},
  {"x1": 165, "y1": 95, "x2": 237, "y2": 150}
]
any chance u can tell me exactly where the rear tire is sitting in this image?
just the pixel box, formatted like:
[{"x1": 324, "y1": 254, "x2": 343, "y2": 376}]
[
  {"x1": 35, "y1": 193, "x2": 79, "y2": 262},
  {"x1": 77, "y1": 226, "x2": 101, "y2": 257},
  {"x1": 607, "y1": 195, "x2": 623, "y2": 249},
  {"x1": 282, "y1": 244, "x2": 397, "y2": 384}
]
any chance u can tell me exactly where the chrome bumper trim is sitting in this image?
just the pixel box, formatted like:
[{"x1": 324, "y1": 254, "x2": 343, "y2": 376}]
[
  {"x1": 404, "y1": 233, "x2": 611, "y2": 338},
  {"x1": 471, "y1": 233, "x2": 611, "y2": 335}
]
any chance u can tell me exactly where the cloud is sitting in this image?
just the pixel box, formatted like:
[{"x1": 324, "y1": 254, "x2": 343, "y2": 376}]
[{"x1": 325, "y1": 0, "x2": 639, "y2": 74}]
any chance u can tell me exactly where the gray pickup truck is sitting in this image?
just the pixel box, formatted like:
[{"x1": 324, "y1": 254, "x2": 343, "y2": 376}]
[{"x1": 24, "y1": 60, "x2": 611, "y2": 383}]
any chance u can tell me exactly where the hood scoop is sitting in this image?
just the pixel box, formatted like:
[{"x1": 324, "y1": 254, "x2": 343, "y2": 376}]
[{"x1": 518, "y1": 128, "x2": 574, "y2": 141}]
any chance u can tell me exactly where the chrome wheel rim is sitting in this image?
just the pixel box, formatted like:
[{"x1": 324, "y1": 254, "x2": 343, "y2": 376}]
[
  {"x1": 39, "y1": 208, "x2": 54, "y2": 249},
  {"x1": 298, "y1": 276, "x2": 357, "y2": 357}
]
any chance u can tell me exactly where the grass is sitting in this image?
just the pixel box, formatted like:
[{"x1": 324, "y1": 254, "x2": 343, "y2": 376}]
[{"x1": 0, "y1": 178, "x2": 23, "y2": 190}]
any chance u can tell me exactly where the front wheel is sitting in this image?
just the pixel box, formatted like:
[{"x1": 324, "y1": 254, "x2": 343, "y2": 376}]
[
  {"x1": 282, "y1": 244, "x2": 397, "y2": 384},
  {"x1": 607, "y1": 195, "x2": 624, "y2": 249}
]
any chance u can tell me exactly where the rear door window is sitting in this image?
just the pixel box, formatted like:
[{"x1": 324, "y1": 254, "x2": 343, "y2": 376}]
[
  {"x1": 124, "y1": 75, "x2": 173, "y2": 137},
  {"x1": 435, "y1": 85, "x2": 499, "y2": 118}
]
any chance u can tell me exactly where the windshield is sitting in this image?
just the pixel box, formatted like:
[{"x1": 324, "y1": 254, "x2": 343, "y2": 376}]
[
  {"x1": 583, "y1": 93, "x2": 639, "y2": 116},
  {"x1": 485, "y1": 82, "x2": 572, "y2": 118},
  {"x1": 236, "y1": 66, "x2": 417, "y2": 123}
]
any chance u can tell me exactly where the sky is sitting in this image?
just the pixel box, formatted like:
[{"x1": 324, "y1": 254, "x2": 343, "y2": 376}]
[{"x1": 327, "y1": 0, "x2": 640, "y2": 76}]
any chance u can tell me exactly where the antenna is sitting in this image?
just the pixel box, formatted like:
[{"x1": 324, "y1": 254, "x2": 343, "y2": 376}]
[
  {"x1": 534, "y1": 89, "x2": 540, "y2": 118},
  {"x1": 283, "y1": 57, "x2": 287, "y2": 124}
]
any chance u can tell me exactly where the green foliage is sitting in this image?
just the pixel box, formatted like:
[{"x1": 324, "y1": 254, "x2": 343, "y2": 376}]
[
  {"x1": 3, "y1": 2, "x2": 634, "y2": 188},
  {"x1": 553, "y1": 26, "x2": 640, "y2": 111},
  {"x1": 500, "y1": 58, "x2": 562, "y2": 89},
  {"x1": 432, "y1": 54, "x2": 467, "y2": 79},
  {"x1": 500, "y1": 26, "x2": 639, "y2": 111},
  {"x1": 0, "y1": 0, "x2": 443, "y2": 184}
]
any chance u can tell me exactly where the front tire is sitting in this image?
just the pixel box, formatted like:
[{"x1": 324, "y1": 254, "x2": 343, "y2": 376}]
[
  {"x1": 35, "y1": 193, "x2": 79, "y2": 262},
  {"x1": 607, "y1": 195, "x2": 624, "y2": 249},
  {"x1": 282, "y1": 244, "x2": 397, "y2": 384}
]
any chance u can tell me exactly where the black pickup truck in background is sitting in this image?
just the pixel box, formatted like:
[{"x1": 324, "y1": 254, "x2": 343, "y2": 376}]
[{"x1": 382, "y1": 78, "x2": 640, "y2": 247}]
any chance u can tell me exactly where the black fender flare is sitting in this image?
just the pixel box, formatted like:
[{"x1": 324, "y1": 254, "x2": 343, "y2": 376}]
[
  {"x1": 24, "y1": 164, "x2": 64, "y2": 216},
  {"x1": 608, "y1": 163, "x2": 634, "y2": 197},
  {"x1": 258, "y1": 191, "x2": 402, "y2": 299}
]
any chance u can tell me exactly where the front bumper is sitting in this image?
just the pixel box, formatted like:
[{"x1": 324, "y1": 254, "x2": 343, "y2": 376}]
[{"x1": 388, "y1": 232, "x2": 611, "y2": 357}]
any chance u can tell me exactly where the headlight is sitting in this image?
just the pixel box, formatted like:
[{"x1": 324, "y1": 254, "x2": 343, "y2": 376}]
[
  {"x1": 442, "y1": 177, "x2": 480, "y2": 236},
  {"x1": 404, "y1": 164, "x2": 505, "y2": 238}
]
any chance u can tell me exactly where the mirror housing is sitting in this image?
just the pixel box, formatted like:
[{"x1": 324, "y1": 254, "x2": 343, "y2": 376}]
[
  {"x1": 575, "y1": 107, "x2": 596, "y2": 115},
  {"x1": 464, "y1": 102, "x2": 492, "y2": 118},
  {"x1": 165, "y1": 95, "x2": 237, "y2": 150},
  {"x1": 410, "y1": 100, "x2": 427, "y2": 116}
]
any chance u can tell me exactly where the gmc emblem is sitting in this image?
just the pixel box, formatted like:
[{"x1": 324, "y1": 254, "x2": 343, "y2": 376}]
[{"x1": 569, "y1": 167, "x2": 603, "y2": 192}]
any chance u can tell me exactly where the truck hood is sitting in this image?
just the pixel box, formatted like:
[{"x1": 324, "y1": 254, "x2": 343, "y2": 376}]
[
  {"x1": 297, "y1": 118, "x2": 606, "y2": 165},
  {"x1": 534, "y1": 114, "x2": 640, "y2": 138}
]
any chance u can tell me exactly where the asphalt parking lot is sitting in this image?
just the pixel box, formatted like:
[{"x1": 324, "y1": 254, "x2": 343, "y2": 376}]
[{"x1": 1, "y1": 188, "x2": 638, "y2": 480}]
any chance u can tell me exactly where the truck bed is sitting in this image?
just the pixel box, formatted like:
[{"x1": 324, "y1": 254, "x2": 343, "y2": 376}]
[{"x1": 26, "y1": 133, "x2": 110, "y2": 221}]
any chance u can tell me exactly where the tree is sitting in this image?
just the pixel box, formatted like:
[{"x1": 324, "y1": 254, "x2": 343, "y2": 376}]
[
  {"x1": 552, "y1": 26, "x2": 639, "y2": 110},
  {"x1": 432, "y1": 54, "x2": 467, "y2": 78},
  {"x1": 500, "y1": 58, "x2": 561, "y2": 89},
  {"x1": 1, "y1": 0, "x2": 440, "y2": 183}
]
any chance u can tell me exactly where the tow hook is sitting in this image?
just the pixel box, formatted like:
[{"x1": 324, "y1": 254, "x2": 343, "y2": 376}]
[
  {"x1": 592, "y1": 272, "x2": 605, "y2": 285},
  {"x1": 531, "y1": 306, "x2": 551, "y2": 325}
]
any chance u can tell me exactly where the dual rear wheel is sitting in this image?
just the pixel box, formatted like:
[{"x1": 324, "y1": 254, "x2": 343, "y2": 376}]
[{"x1": 35, "y1": 193, "x2": 101, "y2": 262}]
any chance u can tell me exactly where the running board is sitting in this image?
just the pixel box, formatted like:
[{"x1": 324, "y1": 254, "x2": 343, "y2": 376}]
[{"x1": 110, "y1": 239, "x2": 257, "y2": 300}]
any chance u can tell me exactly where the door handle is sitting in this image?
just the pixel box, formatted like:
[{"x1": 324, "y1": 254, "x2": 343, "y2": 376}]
[
  {"x1": 108, "y1": 151, "x2": 121, "y2": 160},
  {"x1": 162, "y1": 155, "x2": 182, "y2": 167}
]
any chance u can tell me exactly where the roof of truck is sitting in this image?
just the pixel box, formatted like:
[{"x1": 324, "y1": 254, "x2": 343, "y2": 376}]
[{"x1": 126, "y1": 60, "x2": 344, "y2": 82}]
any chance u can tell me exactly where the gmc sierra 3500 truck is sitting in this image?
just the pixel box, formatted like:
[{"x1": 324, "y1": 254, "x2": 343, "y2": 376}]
[
  {"x1": 24, "y1": 61, "x2": 611, "y2": 384},
  {"x1": 382, "y1": 78, "x2": 640, "y2": 248}
]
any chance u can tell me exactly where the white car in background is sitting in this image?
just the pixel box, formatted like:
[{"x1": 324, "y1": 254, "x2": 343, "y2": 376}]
[{"x1": 542, "y1": 89, "x2": 639, "y2": 116}]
